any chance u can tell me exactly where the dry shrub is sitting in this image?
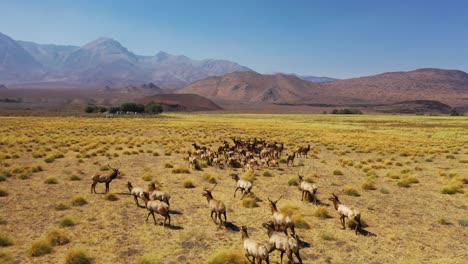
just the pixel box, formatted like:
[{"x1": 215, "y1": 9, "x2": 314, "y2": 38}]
[
  {"x1": 440, "y1": 181, "x2": 463, "y2": 194},
  {"x1": 287, "y1": 176, "x2": 298, "y2": 186},
  {"x1": 203, "y1": 172, "x2": 217, "y2": 184},
  {"x1": 342, "y1": 186, "x2": 360, "y2": 196},
  {"x1": 104, "y1": 192, "x2": 119, "y2": 201},
  {"x1": 0, "y1": 233, "x2": 13, "y2": 247},
  {"x1": 59, "y1": 216, "x2": 76, "y2": 227},
  {"x1": 71, "y1": 195, "x2": 87, "y2": 206},
  {"x1": 44, "y1": 177, "x2": 58, "y2": 184},
  {"x1": 240, "y1": 170, "x2": 255, "y2": 183},
  {"x1": 262, "y1": 170, "x2": 273, "y2": 177},
  {"x1": 70, "y1": 174, "x2": 81, "y2": 181},
  {"x1": 0, "y1": 249, "x2": 11, "y2": 263},
  {"x1": 320, "y1": 232, "x2": 335, "y2": 241},
  {"x1": 46, "y1": 228, "x2": 70, "y2": 246},
  {"x1": 172, "y1": 166, "x2": 190, "y2": 174},
  {"x1": 138, "y1": 253, "x2": 159, "y2": 264},
  {"x1": 333, "y1": 170, "x2": 343, "y2": 176},
  {"x1": 242, "y1": 193, "x2": 260, "y2": 208},
  {"x1": 0, "y1": 187, "x2": 7, "y2": 197},
  {"x1": 292, "y1": 215, "x2": 310, "y2": 229},
  {"x1": 313, "y1": 206, "x2": 330, "y2": 218},
  {"x1": 397, "y1": 175, "x2": 419, "y2": 188},
  {"x1": 54, "y1": 203, "x2": 70, "y2": 211},
  {"x1": 183, "y1": 179, "x2": 195, "y2": 188},
  {"x1": 361, "y1": 179, "x2": 376, "y2": 190},
  {"x1": 164, "y1": 163, "x2": 173, "y2": 168},
  {"x1": 28, "y1": 238, "x2": 53, "y2": 257},
  {"x1": 207, "y1": 247, "x2": 246, "y2": 264},
  {"x1": 64, "y1": 247, "x2": 92, "y2": 264}
]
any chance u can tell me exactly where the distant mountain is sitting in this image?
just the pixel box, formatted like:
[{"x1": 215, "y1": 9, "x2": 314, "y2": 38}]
[
  {"x1": 178, "y1": 68, "x2": 468, "y2": 107},
  {"x1": 0, "y1": 32, "x2": 252, "y2": 88},
  {"x1": 0, "y1": 32, "x2": 45, "y2": 82},
  {"x1": 137, "y1": 93, "x2": 222, "y2": 112},
  {"x1": 17, "y1": 40, "x2": 78, "y2": 70},
  {"x1": 0, "y1": 84, "x2": 7, "y2": 90},
  {"x1": 297, "y1": 75, "x2": 337, "y2": 83},
  {"x1": 177, "y1": 72, "x2": 319, "y2": 103}
]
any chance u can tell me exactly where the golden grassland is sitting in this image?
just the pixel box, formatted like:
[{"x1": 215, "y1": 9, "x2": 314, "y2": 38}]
[{"x1": 0, "y1": 114, "x2": 467, "y2": 264}]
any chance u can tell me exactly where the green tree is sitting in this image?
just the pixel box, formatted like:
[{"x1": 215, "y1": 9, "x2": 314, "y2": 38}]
[{"x1": 145, "y1": 101, "x2": 163, "y2": 114}]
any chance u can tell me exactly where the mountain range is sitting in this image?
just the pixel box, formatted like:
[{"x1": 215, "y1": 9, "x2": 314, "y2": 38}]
[{"x1": 0, "y1": 32, "x2": 253, "y2": 88}]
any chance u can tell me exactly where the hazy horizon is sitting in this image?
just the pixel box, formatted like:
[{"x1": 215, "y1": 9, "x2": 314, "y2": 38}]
[{"x1": 1, "y1": 0, "x2": 468, "y2": 78}]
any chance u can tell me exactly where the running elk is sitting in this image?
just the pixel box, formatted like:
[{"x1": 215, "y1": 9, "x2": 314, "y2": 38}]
[
  {"x1": 328, "y1": 192, "x2": 362, "y2": 235},
  {"x1": 91, "y1": 164, "x2": 120, "y2": 194},
  {"x1": 147, "y1": 182, "x2": 171, "y2": 207},
  {"x1": 241, "y1": 226, "x2": 270, "y2": 264},
  {"x1": 262, "y1": 221, "x2": 302, "y2": 264},
  {"x1": 202, "y1": 183, "x2": 227, "y2": 226},
  {"x1": 126, "y1": 181, "x2": 145, "y2": 207},
  {"x1": 286, "y1": 152, "x2": 296, "y2": 167},
  {"x1": 142, "y1": 192, "x2": 171, "y2": 227},
  {"x1": 297, "y1": 174, "x2": 318, "y2": 204},
  {"x1": 231, "y1": 173, "x2": 253, "y2": 199},
  {"x1": 267, "y1": 196, "x2": 295, "y2": 235}
]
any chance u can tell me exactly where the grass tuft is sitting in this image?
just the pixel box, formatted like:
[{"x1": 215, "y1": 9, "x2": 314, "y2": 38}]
[
  {"x1": 0, "y1": 187, "x2": 8, "y2": 197},
  {"x1": 183, "y1": 179, "x2": 195, "y2": 188},
  {"x1": 59, "y1": 216, "x2": 76, "y2": 227},
  {"x1": 172, "y1": 166, "x2": 190, "y2": 174},
  {"x1": 342, "y1": 186, "x2": 360, "y2": 196},
  {"x1": 64, "y1": 247, "x2": 92, "y2": 264},
  {"x1": 0, "y1": 233, "x2": 13, "y2": 247},
  {"x1": 54, "y1": 203, "x2": 70, "y2": 211},
  {"x1": 361, "y1": 179, "x2": 376, "y2": 190},
  {"x1": 333, "y1": 170, "x2": 343, "y2": 176},
  {"x1": 71, "y1": 195, "x2": 87, "y2": 206},
  {"x1": 240, "y1": 170, "x2": 255, "y2": 183},
  {"x1": 287, "y1": 176, "x2": 298, "y2": 186},
  {"x1": 69, "y1": 174, "x2": 81, "y2": 181},
  {"x1": 440, "y1": 181, "x2": 463, "y2": 194},
  {"x1": 28, "y1": 238, "x2": 53, "y2": 257},
  {"x1": 44, "y1": 177, "x2": 58, "y2": 184},
  {"x1": 46, "y1": 228, "x2": 70, "y2": 246},
  {"x1": 320, "y1": 232, "x2": 335, "y2": 241},
  {"x1": 262, "y1": 170, "x2": 273, "y2": 177},
  {"x1": 207, "y1": 248, "x2": 247, "y2": 264},
  {"x1": 104, "y1": 192, "x2": 119, "y2": 201},
  {"x1": 312, "y1": 206, "x2": 330, "y2": 218},
  {"x1": 203, "y1": 173, "x2": 217, "y2": 184},
  {"x1": 458, "y1": 219, "x2": 468, "y2": 227}
]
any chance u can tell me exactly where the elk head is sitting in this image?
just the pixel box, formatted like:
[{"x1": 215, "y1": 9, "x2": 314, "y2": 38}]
[
  {"x1": 202, "y1": 183, "x2": 217, "y2": 199},
  {"x1": 267, "y1": 195, "x2": 283, "y2": 210}
]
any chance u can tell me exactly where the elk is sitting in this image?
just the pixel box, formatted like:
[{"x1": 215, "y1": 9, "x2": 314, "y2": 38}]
[
  {"x1": 142, "y1": 192, "x2": 171, "y2": 227},
  {"x1": 241, "y1": 226, "x2": 270, "y2": 264},
  {"x1": 269, "y1": 159, "x2": 280, "y2": 169},
  {"x1": 202, "y1": 183, "x2": 227, "y2": 226},
  {"x1": 192, "y1": 143, "x2": 207, "y2": 152},
  {"x1": 231, "y1": 173, "x2": 253, "y2": 199},
  {"x1": 262, "y1": 221, "x2": 302, "y2": 264},
  {"x1": 267, "y1": 196, "x2": 295, "y2": 235},
  {"x1": 297, "y1": 174, "x2": 318, "y2": 204},
  {"x1": 286, "y1": 152, "x2": 296, "y2": 167},
  {"x1": 126, "y1": 181, "x2": 146, "y2": 207},
  {"x1": 91, "y1": 164, "x2": 120, "y2": 194},
  {"x1": 147, "y1": 182, "x2": 171, "y2": 207},
  {"x1": 297, "y1": 144, "x2": 311, "y2": 158},
  {"x1": 188, "y1": 154, "x2": 198, "y2": 170},
  {"x1": 328, "y1": 192, "x2": 362, "y2": 235}
]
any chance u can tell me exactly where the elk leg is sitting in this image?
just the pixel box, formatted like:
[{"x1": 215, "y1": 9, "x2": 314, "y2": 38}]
[
  {"x1": 105, "y1": 182, "x2": 110, "y2": 193},
  {"x1": 301, "y1": 191, "x2": 304, "y2": 201},
  {"x1": 218, "y1": 212, "x2": 223, "y2": 226},
  {"x1": 90, "y1": 183, "x2": 95, "y2": 193},
  {"x1": 341, "y1": 215, "x2": 346, "y2": 229},
  {"x1": 146, "y1": 212, "x2": 151, "y2": 222},
  {"x1": 167, "y1": 213, "x2": 171, "y2": 226},
  {"x1": 223, "y1": 212, "x2": 227, "y2": 223},
  {"x1": 151, "y1": 212, "x2": 157, "y2": 225},
  {"x1": 133, "y1": 196, "x2": 140, "y2": 207},
  {"x1": 234, "y1": 187, "x2": 240, "y2": 197},
  {"x1": 245, "y1": 254, "x2": 253, "y2": 263},
  {"x1": 294, "y1": 250, "x2": 302, "y2": 264},
  {"x1": 280, "y1": 251, "x2": 284, "y2": 264}
]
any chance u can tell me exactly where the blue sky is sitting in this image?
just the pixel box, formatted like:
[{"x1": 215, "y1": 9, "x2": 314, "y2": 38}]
[{"x1": 1, "y1": 0, "x2": 467, "y2": 78}]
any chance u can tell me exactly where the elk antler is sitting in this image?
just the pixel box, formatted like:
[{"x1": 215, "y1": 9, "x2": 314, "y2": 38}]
[
  {"x1": 275, "y1": 195, "x2": 283, "y2": 203},
  {"x1": 210, "y1": 183, "x2": 217, "y2": 191}
]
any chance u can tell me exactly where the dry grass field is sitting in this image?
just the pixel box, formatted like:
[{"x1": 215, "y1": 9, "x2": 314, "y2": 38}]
[{"x1": 0, "y1": 114, "x2": 467, "y2": 264}]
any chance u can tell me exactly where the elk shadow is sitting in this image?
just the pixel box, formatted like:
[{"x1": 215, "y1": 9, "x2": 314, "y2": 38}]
[
  {"x1": 225, "y1": 222, "x2": 240, "y2": 232},
  {"x1": 169, "y1": 210, "x2": 183, "y2": 215},
  {"x1": 358, "y1": 228, "x2": 377, "y2": 237},
  {"x1": 166, "y1": 225, "x2": 184, "y2": 230},
  {"x1": 297, "y1": 236, "x2": 311, "y2": 248}
]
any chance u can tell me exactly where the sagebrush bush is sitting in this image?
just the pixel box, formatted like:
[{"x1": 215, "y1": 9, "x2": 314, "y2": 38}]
[
  {"x1": 342, "y1": 186, "x2": 360, "y2": 196},
  {"x1": 292, "y1": 214, "x2": 310, "y2": 229},
  {"x1": 64, "y1": 247, "x2": 92, "y2": 264},
  {"x1": 71, "y1": 195, "x2": 87, "y2": 206},
  {"x1": 313, "y1": 206, "x2": 330, "y2": 218},
  {"x1": 46, "y1": 228, "x2": 70, "y2": 246},
  {"x1": 397, "y1": 176, "x2": 419, "y2": 188},
  {"x1": 138, "y1": 253, "x2": 159, "y2": 264},
  {"x1": 440, "y1": 181, "x2": 463, "y2": 194},
  {"x1": 203, "y1": 173, "x2": 217, "y2": 184},
  {"x1": 183, "y1": 179, "x2": 195, "y2": 188},
  {"x1": 164, "y1": 163, "x2": 173, "y2": 168},
  {"x1": 361, "y1": 179, "x2": 376, "y2": 190},
  {"x1": 287, "y1": 176, "x2": 298, "y2": 186},
  {"x1": 29, "y1": 238, "x2": 53, "y2": 257},
  {"x1": 240, "y1": 170, "x2": 255, "y2": 183},
  {"x1": 320, "y1": 232, "x2": 335, "y2": 241},
  {"x1": 262, "y1": 170, "x2": 272, "y2": 177},
  {"x1": 104, "y1": 192, "x2": 119, "y2": 201},
  {"x1": 44, "y1": 177, "x2": 58, "y2": 184},
  {"x1": 59, "y1": 216, "x2": 76, "y2": 227},
  {"x1": 54, "y1": 203, "x2": 70, "y2": 211},
  {"x1": 0, "y1": 187, "x2": 8, "y2": 197},
  {"x1": 207, "y1": 248, "x2": 246, "y2": 264},
  {"x1": 0, "y1": 233, "x2": 13, "y2": 247},
  {"x1": 172, "y1": 166, "x2": 190, "y2": 174},
  {"x1": 333, "y1": 170, "x2": 343, "y2": 176},
  {"x1": 70, "y1": 174, "x2": 81, "y2": 181}
]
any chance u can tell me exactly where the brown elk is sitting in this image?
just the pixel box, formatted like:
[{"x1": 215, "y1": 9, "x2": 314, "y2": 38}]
[
  {"x1": 296, "y1": 144, "x2": 311, "y2": 158},
  {"x1": 328, "y1": 192, "x2": 362, "y2": 235},
  {"x1": 142, "y1": 192, "x2": 171, "y2": 227},
  {"x1": 267, "y1": 196, "x2": 295, "y2": 235},
  {"x1": 286, "y1": 152, "x2": 296, "y2": 167},
  {"x1": 91, "y1": 164, "x2": 120, "y2": 194},
  {"x1": 202, "y1": 183, "x2": 227, "y2": 226}
]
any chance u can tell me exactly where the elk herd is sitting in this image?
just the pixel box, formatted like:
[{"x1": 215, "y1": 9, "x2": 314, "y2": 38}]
[{"x1": 89, "y1": 137, "x2": 365, "y2": 264}]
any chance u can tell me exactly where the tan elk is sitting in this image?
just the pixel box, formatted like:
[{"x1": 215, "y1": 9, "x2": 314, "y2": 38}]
[
  {"x1": 296, "y1": 144, "x2": 311, "y2": 158},
  {"x1": 241, "y1": 226, "x2": 270, "y2": 264},
  {"x1": 328, "y1": 192, "x2": 362, "y2": 235},
  {"x1": 286, "y1": 152, "x2": 296, "y2": 167},
  {"x1": 202, "y1": 183, "x2": 227, "y2": 226},
  {"x1": 231, "y1": 173, "x2": 253, "y2": 199},
  {"x1": 91, "y1": 164, "x2": 120, "y2": 193},
  {"x1": 142, "y1": 192, "x2": 171, "y2": 227},
  {"x1": 147, "y1": 182, "x2": 171, "y2": 207},
  {"x1": 267, "y1": 196, "x2": 295, "y2": 235},
  {"x1": 262, "y1": 221, "x2": 302, "y2": 264},
  {"x1": 126, "y1": 181, "x2": 145, "y2": 207},
  {"x1": 297, "y1": 174, "x2": 318, "y2": 204}
]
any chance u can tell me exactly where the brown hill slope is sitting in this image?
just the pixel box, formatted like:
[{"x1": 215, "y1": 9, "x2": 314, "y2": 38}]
[
  {"x1": 177, "y1": 71, "x2": 319, "y2": 102},
  {"x1": 137, "y1": 94, "x2": 221, "y2": 111},
  {"x1": 178, "y1": 68, "x2": 468, "y2": 107}
]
